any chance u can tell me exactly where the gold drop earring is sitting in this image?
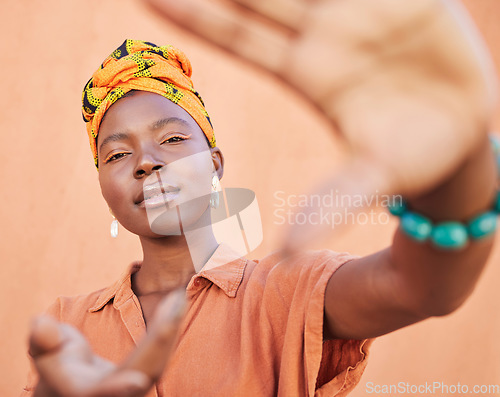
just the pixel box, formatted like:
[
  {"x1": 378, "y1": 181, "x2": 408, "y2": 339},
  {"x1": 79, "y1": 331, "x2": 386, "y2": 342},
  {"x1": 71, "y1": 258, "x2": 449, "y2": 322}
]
[{"x1": 109, "y1": 209, "x2": 119, "y2": 238}]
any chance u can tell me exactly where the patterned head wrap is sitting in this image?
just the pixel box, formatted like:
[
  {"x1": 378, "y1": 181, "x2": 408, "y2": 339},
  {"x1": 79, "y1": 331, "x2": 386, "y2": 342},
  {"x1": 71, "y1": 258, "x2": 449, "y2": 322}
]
[{"x1": 82, "y1": 39, "x2": 216, "y2": 169}]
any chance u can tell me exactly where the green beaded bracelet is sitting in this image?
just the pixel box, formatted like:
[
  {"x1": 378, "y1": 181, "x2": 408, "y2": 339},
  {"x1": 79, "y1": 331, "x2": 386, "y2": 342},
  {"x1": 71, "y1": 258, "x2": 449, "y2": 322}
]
[
  {"x1": 386, "y1": 134, "x2": 500, "y2": 250},
  {"x1": 387, "y1": 201, "x2": 499, "y2": 250}
]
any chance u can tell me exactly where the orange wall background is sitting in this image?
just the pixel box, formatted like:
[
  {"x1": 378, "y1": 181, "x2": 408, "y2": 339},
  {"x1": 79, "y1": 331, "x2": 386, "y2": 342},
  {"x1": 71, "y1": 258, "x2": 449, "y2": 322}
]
[{"x1": 1, "y1": 1, "x2": 500, "y2": 395}]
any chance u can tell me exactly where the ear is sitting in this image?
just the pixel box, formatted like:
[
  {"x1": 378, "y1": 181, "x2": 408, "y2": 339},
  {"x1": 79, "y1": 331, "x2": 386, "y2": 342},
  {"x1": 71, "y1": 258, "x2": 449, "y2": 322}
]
[{"x1": 210, "y1": 147, "x2": 224, "y2": 180}]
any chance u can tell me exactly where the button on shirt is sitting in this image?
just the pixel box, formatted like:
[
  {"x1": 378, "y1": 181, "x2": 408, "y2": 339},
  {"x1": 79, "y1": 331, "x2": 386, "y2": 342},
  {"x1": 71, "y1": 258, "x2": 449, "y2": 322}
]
[{"x1": 22, "y1": 244, "x2": 373, "y2": 396}]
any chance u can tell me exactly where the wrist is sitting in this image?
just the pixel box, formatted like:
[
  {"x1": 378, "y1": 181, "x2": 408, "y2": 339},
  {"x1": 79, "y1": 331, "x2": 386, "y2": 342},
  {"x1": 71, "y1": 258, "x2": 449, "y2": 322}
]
[
  {"x1": 388, "y1": 134, "x2": 499, "y2": 250},
  {"x1": 405, "y1": 135, "x2": 497, "y2": 222}
]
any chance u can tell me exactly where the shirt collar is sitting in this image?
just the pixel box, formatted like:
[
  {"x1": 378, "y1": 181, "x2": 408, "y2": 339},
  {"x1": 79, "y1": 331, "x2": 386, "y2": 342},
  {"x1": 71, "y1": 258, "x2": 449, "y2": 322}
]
[
  {"x1": 192, "y1": 243, "x2": 247, "y2": 297},
  {"x1": 89, "y1": 244, "x2": 247, "y2": 312}
]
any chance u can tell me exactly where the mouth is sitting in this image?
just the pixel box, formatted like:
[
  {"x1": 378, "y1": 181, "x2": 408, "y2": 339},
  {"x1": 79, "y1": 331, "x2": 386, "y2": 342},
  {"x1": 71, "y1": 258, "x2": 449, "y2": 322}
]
[{"x1": 135, "y1": 182, "x2": 180, "y2": 209}]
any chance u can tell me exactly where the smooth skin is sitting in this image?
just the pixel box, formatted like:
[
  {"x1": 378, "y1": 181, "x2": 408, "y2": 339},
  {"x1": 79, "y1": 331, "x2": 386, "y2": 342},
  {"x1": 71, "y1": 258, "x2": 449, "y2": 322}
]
[
  {"x1": 97, "y1": 91, "x2": 224, "y2": 325},
  {"x1": 28, "y1": 0, "x2": 498, "y2": 395},
  {"x1": 31, "y1": 92, "x2": 226, "y2": 397}
]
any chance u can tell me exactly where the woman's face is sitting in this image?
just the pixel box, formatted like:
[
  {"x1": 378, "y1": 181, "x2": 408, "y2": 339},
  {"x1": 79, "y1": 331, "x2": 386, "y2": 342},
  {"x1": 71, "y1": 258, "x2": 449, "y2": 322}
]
[{"x1": 97, "y1": 91, "x2": 223, "y2": 238}]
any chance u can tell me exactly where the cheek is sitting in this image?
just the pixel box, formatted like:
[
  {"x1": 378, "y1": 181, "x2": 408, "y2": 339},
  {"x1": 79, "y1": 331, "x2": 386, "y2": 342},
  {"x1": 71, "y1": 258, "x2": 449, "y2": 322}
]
[
  {"x1": 99, "y1": 173, "x2": 127, "y2": 211},
  {"x1": 171, "y1": 150, "x2": 214, "y2": 203},
  {"x1": 145, "y1": 151, "x2": 214, "y2": 236}
]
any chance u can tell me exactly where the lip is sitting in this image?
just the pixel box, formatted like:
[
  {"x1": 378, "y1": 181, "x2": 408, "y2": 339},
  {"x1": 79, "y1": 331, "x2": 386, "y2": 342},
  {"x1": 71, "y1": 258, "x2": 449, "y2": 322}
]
[
  {"x1": 143, "y1": 190, "x2": 180, "y2": 209},
  {"x1": 135, "y1": 182, "x2": 180, "y2": 209}
]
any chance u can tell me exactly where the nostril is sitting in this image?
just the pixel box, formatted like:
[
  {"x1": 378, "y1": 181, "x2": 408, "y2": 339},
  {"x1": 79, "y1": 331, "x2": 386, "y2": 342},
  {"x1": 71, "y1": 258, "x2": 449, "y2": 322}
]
[{"x1": 135, "y1": 161, "x2": 163, "y2": 178}]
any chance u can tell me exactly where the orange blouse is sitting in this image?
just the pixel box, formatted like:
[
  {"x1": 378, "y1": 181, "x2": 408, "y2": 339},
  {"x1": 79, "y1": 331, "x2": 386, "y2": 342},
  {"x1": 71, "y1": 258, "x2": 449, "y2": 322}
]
[{"x1": 22, "y1": 244, "x2": 372, "y2": 396}]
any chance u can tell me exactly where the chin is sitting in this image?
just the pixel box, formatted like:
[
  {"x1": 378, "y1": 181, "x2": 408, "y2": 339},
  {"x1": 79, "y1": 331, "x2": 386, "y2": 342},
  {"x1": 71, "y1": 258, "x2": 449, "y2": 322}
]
[{"x1": 146, "y1": 196, "x2": 211, "y2": 236}]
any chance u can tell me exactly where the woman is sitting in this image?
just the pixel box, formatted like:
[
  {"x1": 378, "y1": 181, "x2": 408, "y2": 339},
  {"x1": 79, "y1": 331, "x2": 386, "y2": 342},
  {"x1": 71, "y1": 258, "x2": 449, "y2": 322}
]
[{"x1": 23, "y1": 0, "x2": 499, "y2": 396}]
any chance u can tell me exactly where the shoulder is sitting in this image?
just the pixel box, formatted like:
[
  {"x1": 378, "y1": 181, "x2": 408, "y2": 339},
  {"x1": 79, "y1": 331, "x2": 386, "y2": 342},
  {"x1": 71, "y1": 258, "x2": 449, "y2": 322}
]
[
  {"x1": 250, "y1": 249, "x2": 357, "y2": 279},
  {"x1": 45, "y1": 288, "x2": 108, "y2": 322},
  {"x1": 44, "y1": 262, "x2": 138, "y2": 323},
  {"x1": 243, "y1": 249, "x2": 358, "y2": 297}
]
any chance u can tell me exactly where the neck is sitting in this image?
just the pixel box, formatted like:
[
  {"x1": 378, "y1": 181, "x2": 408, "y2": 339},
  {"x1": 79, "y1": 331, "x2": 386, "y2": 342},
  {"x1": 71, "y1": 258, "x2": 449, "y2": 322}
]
[{"x1": 133, "y1": 223, "x2": 218, "y2": 296}]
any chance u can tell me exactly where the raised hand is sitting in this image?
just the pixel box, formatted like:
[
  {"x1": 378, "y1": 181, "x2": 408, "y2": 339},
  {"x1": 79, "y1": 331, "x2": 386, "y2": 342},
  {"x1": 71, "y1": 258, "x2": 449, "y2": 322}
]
[
  {"x1": 144, "y1": 0, "x2": 497, "y2": 249},
  {"x1": 29, "y1": 289, "x2": 186, "y2": 397}
]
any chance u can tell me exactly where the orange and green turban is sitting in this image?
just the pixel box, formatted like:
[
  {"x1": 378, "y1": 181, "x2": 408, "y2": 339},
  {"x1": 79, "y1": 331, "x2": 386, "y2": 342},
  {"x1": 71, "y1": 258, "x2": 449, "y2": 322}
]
[{"x1": 82, "y1": 39, "x2": 216, "y2": 169}]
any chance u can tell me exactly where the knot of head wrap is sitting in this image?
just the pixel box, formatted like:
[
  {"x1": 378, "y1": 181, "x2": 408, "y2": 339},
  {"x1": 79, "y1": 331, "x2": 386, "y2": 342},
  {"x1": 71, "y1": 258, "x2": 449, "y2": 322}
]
[{"x1": 82, "y1": 39, "x2": 216, "y2": 169}]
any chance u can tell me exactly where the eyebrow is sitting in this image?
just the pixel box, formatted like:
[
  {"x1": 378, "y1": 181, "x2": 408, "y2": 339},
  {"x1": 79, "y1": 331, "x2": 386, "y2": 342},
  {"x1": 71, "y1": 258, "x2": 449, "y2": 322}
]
[
  {"x1": 98, "y1": 117, "x2": 191, "y2": 153},
  {"x1": 151, "y1": 117, "x2": 190, "y2": 130},
  {"x1": 99, "y1": 132, "x2": 130, "y2": 153}
]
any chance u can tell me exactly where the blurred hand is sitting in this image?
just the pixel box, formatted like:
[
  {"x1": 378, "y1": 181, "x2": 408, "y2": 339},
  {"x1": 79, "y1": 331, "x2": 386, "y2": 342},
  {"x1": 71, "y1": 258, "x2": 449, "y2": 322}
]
[
  {"x1": 144, "y1": 0, "x2": 497, "y2": 250},
  {"x1": 29, "y1": 289, "x2": 186, "y2": 397}
]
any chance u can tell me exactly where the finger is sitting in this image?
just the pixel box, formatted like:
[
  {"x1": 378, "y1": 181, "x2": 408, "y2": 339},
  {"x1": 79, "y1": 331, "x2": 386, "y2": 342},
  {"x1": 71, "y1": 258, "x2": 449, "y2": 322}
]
[
  {"x1": 231, "y1": 0, "x2": 306, "y2": 31},
  {"x1": 29, "y1": 317, "x2": 78, "y2": 397},
  {"x1": 143, "y1": 0, "x2": 293, "y2": 74},
  {"x1": 29, "y1": 318, "x2": 151, "y2": 397},
  {"x1": 122, "y1": 288, "x2": 187, "y2": 381},
  {"x1": 439, "y1": 0, "x2": 498, "y2": 110},
  {"x1": 279, "y1": 157, "x2": 395, "y2": 256},
  {"x1": 29, "y1": 315, "x2": 65, "y2": 358},
  {"x1": 33, "y1": 381, "x2": 59, "y2": 397},
  {"x1": 30, "y1": 317, "x2": 107, "y2": 396},
  {"x1": 89, "y1": 370, "x2": 151, "y2": 397}
]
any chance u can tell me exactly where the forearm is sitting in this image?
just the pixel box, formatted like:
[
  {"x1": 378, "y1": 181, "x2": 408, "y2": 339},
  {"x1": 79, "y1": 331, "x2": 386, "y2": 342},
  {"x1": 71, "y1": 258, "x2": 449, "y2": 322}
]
[
  {"x1": 389, "y1": 134, "x2": 497, "y2": 317},
  {"x1": 324, "y1": 135, "x2": 497, "y2": 340}
]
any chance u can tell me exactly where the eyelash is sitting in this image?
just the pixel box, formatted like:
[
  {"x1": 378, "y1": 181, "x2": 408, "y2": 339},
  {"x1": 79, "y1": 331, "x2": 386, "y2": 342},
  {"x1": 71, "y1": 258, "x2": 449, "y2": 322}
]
[
  {"x1": 104, "y1": 134, "x2": 192, "y2": 164},
  {"x1": 104, "y1": 152, "x2": 129, "y2": 163},
  {"x1": 160, "y1": 134, "x2": 192, "y2": 144}
]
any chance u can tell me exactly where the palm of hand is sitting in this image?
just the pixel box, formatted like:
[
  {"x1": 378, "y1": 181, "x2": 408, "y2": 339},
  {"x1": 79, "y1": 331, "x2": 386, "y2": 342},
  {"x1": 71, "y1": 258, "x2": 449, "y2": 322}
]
[
  {"x1": 146, "y1": 0, "x2": 496, "y2": 199},
  {"x1": 288, "y1": 0, "x2": 496, "y2": 197},
  {"x1": 31, "y1": 317, "x2": 148, "y2": 397},
  {"x1": 30, "y1": 289, "x2": 186, "y2": 397}
]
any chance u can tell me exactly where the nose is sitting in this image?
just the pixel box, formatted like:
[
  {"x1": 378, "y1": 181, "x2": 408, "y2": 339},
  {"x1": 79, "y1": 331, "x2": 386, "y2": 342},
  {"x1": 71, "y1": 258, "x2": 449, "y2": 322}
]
[{"x1": 134, "y1": 150, "x2": 165, "y2": 178}]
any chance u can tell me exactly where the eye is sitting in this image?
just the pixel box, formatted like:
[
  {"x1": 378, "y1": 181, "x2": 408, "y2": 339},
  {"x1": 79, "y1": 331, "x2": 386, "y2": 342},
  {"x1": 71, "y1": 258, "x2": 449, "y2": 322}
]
[
  {"x1": 104, "y1": 152, "x2": 129, "y2": 164},
  {"x1": 160, "y1": 134, "x2": 192, "y2": 144}
]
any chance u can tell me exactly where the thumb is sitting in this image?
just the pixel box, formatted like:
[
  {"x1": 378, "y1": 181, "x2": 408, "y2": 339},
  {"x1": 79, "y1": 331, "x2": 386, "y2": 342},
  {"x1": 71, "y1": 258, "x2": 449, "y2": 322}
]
[
  {"x1": 279, "y1": 156, "x2": 394, "y2": 256},
  {"x1": 90, "y1": 370, "x2": 152, "y2": 397},
  {"x1": 29, "y1": 315, "x2": 65, "y2": 358}
]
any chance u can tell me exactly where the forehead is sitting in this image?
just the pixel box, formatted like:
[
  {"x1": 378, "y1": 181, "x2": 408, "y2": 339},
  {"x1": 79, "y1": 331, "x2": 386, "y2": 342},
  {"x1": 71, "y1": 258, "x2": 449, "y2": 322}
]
[{"x1": 97, "y1": 91, "x2": 203, "y2": 142}]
